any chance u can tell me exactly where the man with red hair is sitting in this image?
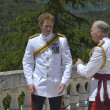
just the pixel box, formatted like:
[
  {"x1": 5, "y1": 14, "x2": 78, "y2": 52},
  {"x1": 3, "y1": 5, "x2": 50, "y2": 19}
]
[{"x1": 22, "y1": 12, "x2": 72, "y2": 110}]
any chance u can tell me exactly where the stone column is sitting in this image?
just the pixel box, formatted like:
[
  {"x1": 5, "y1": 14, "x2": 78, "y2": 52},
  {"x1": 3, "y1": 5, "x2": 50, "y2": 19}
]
[
  {"x1": 9, "y1": 88, "x2": 19, "y2": 109},
  {"x1": 78, "y1": 78, "x2": 88, "y2": 110},
  {"x1": 69, "y1": 78, "x2": 79, "y2": 110},
  {"x1": 0, "y1": 91, "x2": 4, "y2": 110},
  {"x1": 63, "y1": 90, "x2": 70, "y2": 109}
]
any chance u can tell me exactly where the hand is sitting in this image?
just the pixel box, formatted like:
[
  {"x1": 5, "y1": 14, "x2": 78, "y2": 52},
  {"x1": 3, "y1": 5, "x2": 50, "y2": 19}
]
[
  {"x1": 58, "y1": 83, "x2": 66, "y2": 95},
  {"x1": 75, "y1": 58, "x2": 84, "y2": 65},
  {"x1": 28, "y1": 84, "x2": 36, "y2": 94}
]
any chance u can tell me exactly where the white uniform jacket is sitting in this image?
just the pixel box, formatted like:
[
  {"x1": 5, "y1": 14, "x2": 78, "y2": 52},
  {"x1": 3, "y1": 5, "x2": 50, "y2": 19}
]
[
  {"x1": 22, "y1": 33, "x2": 72, "y2": 98},
  {"x1": 77, "y1": 37, "x2": 110, "y2": 101}
]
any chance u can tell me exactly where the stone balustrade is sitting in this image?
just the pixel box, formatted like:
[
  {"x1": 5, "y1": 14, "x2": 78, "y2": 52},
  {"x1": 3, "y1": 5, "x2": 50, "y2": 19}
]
[{"x1": 0, "y1": 66, "x2": 92, "y2": 110}]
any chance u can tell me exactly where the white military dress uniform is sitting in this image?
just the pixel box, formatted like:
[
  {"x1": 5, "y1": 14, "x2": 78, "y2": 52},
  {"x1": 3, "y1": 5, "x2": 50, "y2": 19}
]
[
  {"x1": 77, "y1": 37, "x2": 110, "y2": 101},
  {"x1": 23, "y1": 33, "x2": 72, "y2": 98}
]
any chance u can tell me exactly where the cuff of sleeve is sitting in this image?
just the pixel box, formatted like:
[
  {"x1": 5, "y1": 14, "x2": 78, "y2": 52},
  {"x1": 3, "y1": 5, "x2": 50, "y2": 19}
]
[
  {"x1": 61, "y1": 77, "x2": 70, "y2": 87},
  {"x1": 26, "y1": 78, "x2": 33, "y2": 85},
  {"x1": 77, "y1": 64, "x2": 83, "y2": 71},
  {"x1": 77, "y1": 64, "x2": 85, "y2": 76}
]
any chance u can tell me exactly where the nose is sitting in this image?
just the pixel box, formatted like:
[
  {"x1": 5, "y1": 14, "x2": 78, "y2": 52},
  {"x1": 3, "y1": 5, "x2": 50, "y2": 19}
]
[{"x1": 47, "y1": 27, "x2": 50, "y2": 29}]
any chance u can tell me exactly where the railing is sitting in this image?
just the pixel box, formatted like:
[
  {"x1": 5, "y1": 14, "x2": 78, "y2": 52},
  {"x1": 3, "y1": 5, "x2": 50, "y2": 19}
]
[{"x1": 0, "y1": 66, "x2": 92, "y2": 110}]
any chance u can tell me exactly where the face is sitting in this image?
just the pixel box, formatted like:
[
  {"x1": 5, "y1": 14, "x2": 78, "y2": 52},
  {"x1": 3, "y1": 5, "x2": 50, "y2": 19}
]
[
  {"x1": 91, "y1": 23, "x2": 101, "y2": 43},
  {"x1": 40, "y1": 19, "x2": 53, "y2": 37}
]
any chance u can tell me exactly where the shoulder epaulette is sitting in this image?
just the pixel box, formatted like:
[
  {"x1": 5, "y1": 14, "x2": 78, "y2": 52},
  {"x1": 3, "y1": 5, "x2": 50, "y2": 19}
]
[
  {"x1": 29, "y1": 33, "x2": 39, "y2": 39},
  {"x1": 97, "y1": 40, "x2": 106, "y2": 70},
  {"x1": 57, "y1": 33, "x2": 66, "y2": 38},
  {"x1": 97, "y1": 41, "x2": 105, "y2": 47}
]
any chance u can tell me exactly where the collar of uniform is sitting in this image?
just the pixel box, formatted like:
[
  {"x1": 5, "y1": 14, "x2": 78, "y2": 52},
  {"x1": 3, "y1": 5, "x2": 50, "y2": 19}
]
[
  {"x1": 40, "y1": 33, "x2": 54, "y2": 42},
  {"x1": 102, "y1": 36, "x2": 109, "y2": 41},
  {"x1": 97, "y1": 37, "x2": 109, "y2": 44}
]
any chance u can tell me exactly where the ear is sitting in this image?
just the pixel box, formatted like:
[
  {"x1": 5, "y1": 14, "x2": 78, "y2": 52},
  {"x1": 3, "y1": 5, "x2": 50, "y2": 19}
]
[{"x1": 97, "y1": 30, "x2": 102, "y2": 37}]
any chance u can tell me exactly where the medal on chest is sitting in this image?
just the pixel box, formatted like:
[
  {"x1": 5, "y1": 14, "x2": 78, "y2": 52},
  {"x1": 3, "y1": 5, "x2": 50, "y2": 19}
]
[{"x1": 51, "y1": 42, "x2": 59, "y2": 54}]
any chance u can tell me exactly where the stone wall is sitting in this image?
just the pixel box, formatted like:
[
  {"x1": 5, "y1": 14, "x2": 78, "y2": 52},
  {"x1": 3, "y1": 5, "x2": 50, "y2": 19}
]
[
  {"x1": 0, "y1": 70, "x2": 28, "y2": 110},
  {"x1": 0, "y1": 67, "x2": 92, "y2": 110}
]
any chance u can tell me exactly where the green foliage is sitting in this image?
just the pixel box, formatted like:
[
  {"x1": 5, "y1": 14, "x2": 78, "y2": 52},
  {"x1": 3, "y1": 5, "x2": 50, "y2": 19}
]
[
  {"x1": 8, "y1": 12, "x2": 40, "y2": 34},
  {"x1": 0, "y1": 2, "x2": 43, "y2": 36},
  {"x1": 18, "y1": 91, "x2": 25, "y2": 108},
  {"x1": 0, "y1": 50, "x2": 24, "y2": 71},
  {"x1": 2, "y1": 93, "x2": 11, "y2": 110},
  {"x1": 0, "y1": 2, "x2": 42, "y2": 71}
]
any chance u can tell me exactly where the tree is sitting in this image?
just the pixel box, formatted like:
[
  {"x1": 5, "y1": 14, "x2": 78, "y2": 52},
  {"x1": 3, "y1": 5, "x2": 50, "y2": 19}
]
[{"x1": 0, "y1": 1, "x2": 109, "y2": 71}]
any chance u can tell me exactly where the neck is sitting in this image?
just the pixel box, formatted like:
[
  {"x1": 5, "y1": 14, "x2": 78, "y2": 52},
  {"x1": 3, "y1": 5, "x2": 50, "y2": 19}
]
[{"x1": 42, "y1": 33, "x2": 50, "y2": 37}]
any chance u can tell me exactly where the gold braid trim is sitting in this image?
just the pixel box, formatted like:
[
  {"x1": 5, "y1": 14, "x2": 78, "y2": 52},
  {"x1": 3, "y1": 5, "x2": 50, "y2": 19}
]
[
  {"x1": 57, "y1": 33, "x2": 66, "y2": 37},
  {"x1": 29, "y1": 33, "x2": 39, "y2": 39},
  {"x1": 89, "y1": 47, "x2": 95, "y2": 57},
  {"x1": 89, "y1": 41, "x2": 106, "y2": 70},
  {"x1": 100, "y1": 46, "x2": 106, "y2": 70},
  {"x1": 34, "y1": 34, "x2": 59, "y2": 58}
]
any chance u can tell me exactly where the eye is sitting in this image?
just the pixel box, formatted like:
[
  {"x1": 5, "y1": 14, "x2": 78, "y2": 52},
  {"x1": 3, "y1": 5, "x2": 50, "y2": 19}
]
[{"x1": 45, "y1": 25, "x2": 53, "y2": 28}]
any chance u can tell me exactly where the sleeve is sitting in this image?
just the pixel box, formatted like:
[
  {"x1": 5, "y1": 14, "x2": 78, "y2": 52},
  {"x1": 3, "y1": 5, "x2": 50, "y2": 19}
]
[
  {"x1": 61, "y1": 38, "x2": 73, "y2": 86},
  {"x1": 77, "y1": 47, "x2": 103, "y2": 77},
  {"x1": 22, "y1": 40, "x2": 35, "y2": 85}
]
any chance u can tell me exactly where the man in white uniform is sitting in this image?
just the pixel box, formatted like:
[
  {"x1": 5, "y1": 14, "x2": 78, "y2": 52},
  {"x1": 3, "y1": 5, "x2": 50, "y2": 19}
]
[
  {"x1": 22, "y1": 12, "x2": 72, "y2": 110},
  {"x1": 76, "y1": 20, "x2": 110, "y2": 110}
]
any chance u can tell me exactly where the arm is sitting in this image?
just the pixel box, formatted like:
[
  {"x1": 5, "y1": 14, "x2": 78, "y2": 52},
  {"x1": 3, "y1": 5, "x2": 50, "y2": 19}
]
[
  {"x1": 58, "y1": 38, "x2": 72, "y2": 94},
  {"x1": 61, "y1": 38, "x2": 73, "y2": 86},
  {"x1": 22, "y1": 40, "x2": 34, "y2": 85},
  {"x1": 77, "y1": 47, "x2": 103, "y2": 77},
  {"x1": 22, "y1": 40, "x2": 36, "y2": 93}
]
